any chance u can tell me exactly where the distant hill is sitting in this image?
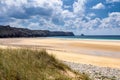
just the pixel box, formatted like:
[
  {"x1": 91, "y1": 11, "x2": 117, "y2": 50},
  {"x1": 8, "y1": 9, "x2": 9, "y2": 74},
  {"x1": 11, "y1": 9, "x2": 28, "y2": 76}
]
[{"x1": 0, "y1": 25, "x2": 74, "y2": 38}]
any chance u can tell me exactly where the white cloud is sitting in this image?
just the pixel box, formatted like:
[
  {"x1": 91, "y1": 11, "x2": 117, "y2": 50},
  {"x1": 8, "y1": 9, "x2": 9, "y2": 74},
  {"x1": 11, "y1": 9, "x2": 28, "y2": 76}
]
[
  {"x1": 0, "y1": 0, "x2": 27, "y2": 6},
  {"x1": 92, "y1": 3, "x2": 105, "y2": 9},
  {"x1": 62, "y1": 10, "x2": 75, "y2": 19},
  {"x1": 106, "y1": 0, "x2": 120, "y2": 3},
  {"x1": 99, "y1": 12, "x2": 120, "y2": 28},
  {"x1": 73, "y1": 0, "x2": 86, "y2": 15},
  {"x1": 88, "y1": 13, "x2": 96, "y2": 17},
  {"x1": 64, "y1": 12, "x2": 120, "y2": 34}
]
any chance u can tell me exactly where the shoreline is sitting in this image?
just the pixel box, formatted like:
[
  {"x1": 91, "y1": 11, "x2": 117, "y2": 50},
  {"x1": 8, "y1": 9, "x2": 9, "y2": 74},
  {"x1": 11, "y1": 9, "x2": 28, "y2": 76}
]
[
  {"x1": 0, "y1": 38, "x2": 120, "y2": 69},
  {"x1": 47, "y1": 37, "x2": 120, "y2": 41},
  {"x1": 1, "y1": 37, "x2": 120, "y2": 42}
]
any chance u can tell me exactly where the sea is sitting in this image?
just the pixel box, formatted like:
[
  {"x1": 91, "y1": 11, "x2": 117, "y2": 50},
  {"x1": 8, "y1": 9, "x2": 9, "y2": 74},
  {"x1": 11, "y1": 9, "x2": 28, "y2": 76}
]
[{"x1": 48, "y1": 35, "x2": 120, "y2": 41}]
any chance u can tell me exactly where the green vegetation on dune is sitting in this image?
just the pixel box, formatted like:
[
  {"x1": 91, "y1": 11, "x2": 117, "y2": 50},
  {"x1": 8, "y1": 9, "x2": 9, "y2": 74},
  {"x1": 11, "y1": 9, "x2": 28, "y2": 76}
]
[{"x1": 0, "y1": 48, "x2": 90, "y2": 80}]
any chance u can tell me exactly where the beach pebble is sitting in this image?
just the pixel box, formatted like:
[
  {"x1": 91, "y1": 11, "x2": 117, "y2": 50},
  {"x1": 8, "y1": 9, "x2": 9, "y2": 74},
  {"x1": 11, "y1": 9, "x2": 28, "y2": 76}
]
[{"x1": 63, "y1": 61, "x2": 120, "y2": 80}]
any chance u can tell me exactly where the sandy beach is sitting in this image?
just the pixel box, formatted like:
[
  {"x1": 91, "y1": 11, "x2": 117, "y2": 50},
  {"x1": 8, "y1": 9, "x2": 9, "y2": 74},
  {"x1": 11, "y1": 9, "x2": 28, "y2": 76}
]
[{"x1": 0, "y1": 38, "x2": 120, "y2": 69}]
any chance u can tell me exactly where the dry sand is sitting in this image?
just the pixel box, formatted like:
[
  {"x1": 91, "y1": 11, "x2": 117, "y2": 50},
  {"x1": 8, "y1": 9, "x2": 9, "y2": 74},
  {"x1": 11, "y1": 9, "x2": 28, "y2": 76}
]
[{"x1": 0, "y1": 38, "x2": 120, "y2": 69}]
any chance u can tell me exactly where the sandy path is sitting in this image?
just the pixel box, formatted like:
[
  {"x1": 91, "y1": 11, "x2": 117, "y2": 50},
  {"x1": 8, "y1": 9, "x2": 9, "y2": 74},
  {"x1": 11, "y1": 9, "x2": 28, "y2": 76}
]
[{"x1": 0, "y1": 38, "x2": 120, "y2": 69}]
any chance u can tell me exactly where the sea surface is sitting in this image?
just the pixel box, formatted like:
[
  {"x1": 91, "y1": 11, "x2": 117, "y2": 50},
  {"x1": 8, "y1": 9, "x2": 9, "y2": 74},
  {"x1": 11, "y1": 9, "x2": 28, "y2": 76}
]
[{"x1": 48, "y1": 35, "x2": 120, "y2": 41}]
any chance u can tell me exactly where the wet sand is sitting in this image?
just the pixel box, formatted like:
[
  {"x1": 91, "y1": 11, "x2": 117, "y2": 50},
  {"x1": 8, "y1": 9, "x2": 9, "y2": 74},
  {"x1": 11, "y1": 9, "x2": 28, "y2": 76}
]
[{"x1": 0, "y1": 38, "x2": 120, "y2": 69}]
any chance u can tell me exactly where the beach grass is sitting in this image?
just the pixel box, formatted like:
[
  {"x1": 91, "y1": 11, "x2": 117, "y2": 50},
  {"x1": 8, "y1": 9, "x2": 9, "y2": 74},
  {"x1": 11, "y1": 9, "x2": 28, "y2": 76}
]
[{"x1": 0, "y1": 48, "x2": 90, "y2": 80}]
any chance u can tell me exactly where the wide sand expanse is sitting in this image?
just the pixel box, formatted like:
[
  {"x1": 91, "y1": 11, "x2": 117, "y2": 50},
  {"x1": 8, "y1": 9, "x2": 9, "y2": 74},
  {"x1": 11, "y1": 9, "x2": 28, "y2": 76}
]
[{"x1": 0, "y1": 38, "x2": 120, "y2": 69}]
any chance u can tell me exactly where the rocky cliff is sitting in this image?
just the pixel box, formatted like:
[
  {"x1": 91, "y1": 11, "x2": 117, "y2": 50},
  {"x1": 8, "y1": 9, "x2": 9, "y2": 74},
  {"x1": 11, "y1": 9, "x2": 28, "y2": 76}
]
[{"x1": 0, "y1": 25, "x2": 74, "y2": 38}]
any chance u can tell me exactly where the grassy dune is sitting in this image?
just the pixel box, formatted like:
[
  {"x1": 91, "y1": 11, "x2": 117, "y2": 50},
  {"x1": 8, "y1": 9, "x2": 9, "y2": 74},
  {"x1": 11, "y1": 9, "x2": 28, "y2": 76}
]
[{"x1": 0, "y1": 48, "x2": 90, "y2": 80}]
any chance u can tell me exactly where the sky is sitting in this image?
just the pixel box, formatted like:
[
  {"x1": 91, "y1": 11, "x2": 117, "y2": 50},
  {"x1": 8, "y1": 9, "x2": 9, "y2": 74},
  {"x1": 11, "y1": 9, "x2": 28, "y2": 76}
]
[{"x1": 0, "y1": 0, "x2": 120, "y2": 35}]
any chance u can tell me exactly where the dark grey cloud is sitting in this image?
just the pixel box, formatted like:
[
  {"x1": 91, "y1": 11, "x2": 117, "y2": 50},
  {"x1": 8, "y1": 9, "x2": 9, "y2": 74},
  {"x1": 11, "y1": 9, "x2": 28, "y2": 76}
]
[
  {"x1": 8, "y1": 7, "x2": 53, "y2": 19},
  {"x1": 9, "y1": 11, "x2": 29, "y2": 19},
  {"x1": 0, "y1": 16, "x2": 15, "y2": 23},
  {"x1": 25, "y1": 7, "x2": 53, "y2": 17},
  {"x1": 52, "y1": 17, "x2": 65, "y2": 25},
  {"x1": 0, "y1": 0, "x2": 54, "y2": 20}
]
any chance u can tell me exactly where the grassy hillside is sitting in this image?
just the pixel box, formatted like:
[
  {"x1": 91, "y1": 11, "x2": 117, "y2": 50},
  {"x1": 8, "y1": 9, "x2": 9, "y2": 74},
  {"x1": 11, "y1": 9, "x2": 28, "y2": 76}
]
[{"x1": 0, "y1": 48, "x2": 90, "y2": 80}]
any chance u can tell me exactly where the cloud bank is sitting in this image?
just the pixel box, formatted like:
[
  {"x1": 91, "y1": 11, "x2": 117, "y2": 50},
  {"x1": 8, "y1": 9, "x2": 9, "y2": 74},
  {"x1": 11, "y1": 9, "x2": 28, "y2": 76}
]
[{"x1": 0, "y1": 0, "x2": 120, "y2": 35}]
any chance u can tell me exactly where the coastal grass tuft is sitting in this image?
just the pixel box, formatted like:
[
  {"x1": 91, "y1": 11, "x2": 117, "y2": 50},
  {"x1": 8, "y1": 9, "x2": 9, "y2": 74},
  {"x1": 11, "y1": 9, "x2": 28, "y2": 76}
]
[{"x1": 0, "y1": 48, "x2": 91, "y2": 80}]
